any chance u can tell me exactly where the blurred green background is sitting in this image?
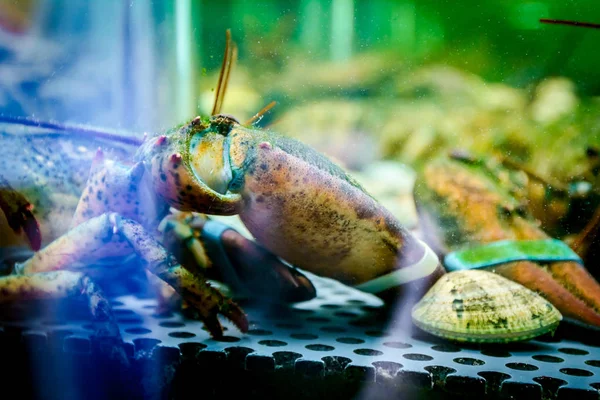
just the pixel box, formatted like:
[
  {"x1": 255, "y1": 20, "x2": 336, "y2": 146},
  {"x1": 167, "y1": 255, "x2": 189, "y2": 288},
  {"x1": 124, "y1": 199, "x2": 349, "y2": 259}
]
[
  {"x1": 189, "y1": 0, "x2": 600, "y2": 91},
  {"x1": 139, "y1": 1, "x2": 600, "y2": 126},
  {"x1": 2, "y1": 0, "x2": 600, "y2": 182}
]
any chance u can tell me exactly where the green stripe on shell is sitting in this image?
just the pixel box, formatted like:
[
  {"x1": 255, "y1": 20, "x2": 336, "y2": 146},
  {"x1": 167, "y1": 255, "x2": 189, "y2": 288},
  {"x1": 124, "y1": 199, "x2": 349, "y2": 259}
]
[{"x1": 411, "y1": 270, "x2": 562, "y2": 343}]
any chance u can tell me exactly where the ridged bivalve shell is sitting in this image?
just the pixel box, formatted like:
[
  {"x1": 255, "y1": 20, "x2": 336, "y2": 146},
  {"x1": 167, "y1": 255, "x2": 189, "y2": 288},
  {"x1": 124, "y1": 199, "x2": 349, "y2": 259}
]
[{"x1": 411, "y1": 270, "x2": 562, "y2": 343}]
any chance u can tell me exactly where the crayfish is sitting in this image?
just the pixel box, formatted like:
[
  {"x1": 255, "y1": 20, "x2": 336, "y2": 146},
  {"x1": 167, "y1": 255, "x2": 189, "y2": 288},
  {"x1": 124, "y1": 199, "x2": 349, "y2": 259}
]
[
  {"x1": 414, "y1": 150, "x2": 600, "y2": 329},
  {"x1": 0, "y1": 30, "x2": 444, "y2": 350}
]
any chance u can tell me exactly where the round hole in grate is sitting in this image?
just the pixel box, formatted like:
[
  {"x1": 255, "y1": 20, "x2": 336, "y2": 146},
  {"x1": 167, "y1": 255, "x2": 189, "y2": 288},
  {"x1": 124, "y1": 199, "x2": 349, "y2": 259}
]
[
  {"x1": 152, "y1": 312, "x2": 174, "y2": 319},
  {"x1": 533, "y1": 376, "x2": 567, "y2": 393},
  {"x1": 558, "y1": 347, "x2": 589, "y2": 355},
  {"x1": 480, "y1": 349, "x2": 511, "y2": 358},
  {"x1": 585, "y1": 360, "x2": 600, "y2": 368},
  {"x1": 559, "y1": 368, "x2": 594, "y2": 377},
  {"x1": 322, "y1": 356, "x2": 352, "y2": 373},
  {"x1": 506, "y1": 363, "x2": 538, "y2": 371},
  {"x1": 293, "y1": 309, "x2": 314, "y2": 314},
  {"x1": 213, "y1": 336, "x2": 239, "y2": 343},
  {"x1": 365, "y1": 330, "x2": 389, "y2": 337},
  {"x1": 431, "y1": 344, "x2": 461, "y2": 353},
  {"x1": 306, "y1": 344, "x2": 335, "y2": 352},
  {"x1": 354, "y1": 348, "x2": 383, "y2": 356},
  {"x1": 159, "y1": 321, "x2": 185, "y2": 328},
  {"x1": 248, "y1": 329, "x2": 273, "y2": 336},
  {"x1": 273, "y1": 351, "x2": 302, "y2": 368},
  {"x1": 321, "y1": 304, "x2": 341, "y2": 309},
  {"x1": 346, "y1": 300, "x2": 365, "y2": 305},
  {"x1": 125, "y1": 327, "x2": 151, "y2": 335},
  {"x1": 372, "y1": 361, "x2": 402, "y2": 377},
  {"x1": 429, "y1": 366, "x2": 458, "y2": 385},
  {"x1": 306, "y1": 317, "x2": 330, "y2": 323},
  {"x1": 168, "y1": 331, "x2": 195, "y2": 338},
  {"x1": 454, "y1": 357, "x2": 485, "y2": 366},
  {"x1": 117, "y1": 318, "x2": 143, "y2": 324},
  {"x1": 259, "y1": 340, "x2": 287, "y2": 347},
  {"x1": 291, "y1": 333, "x2": 318, "y2": 340},
  {"x1": 334, "y1": 311, "x2": 360, "y2": 318},
  {"x1": 320, "y1": 327, "x2": 346, "y2": 333},
  {"x1": 336, "y1": 337, "x2": 365, "y2": 344},
  {"x1": 532, "y1": 355, "x2": 564, "y2": 363},
  {"x1": 276, "y1": 323, "x2": 303, "y2": 329},
  {"x1": 477, "y1": 371, "x2": 511, "y2": 390},
  {"x1": 178, "y1": 342, "x2": 207, "y2": 356},
  {"x1": 383, "y1": 341, "x2": 412, "y2": 349},
  {"x1": 403, "y1": 353, "x2": 433, "y2": 361},
  {"x1": 224, "y1": 346, "x2": 254, "y2": 366}
]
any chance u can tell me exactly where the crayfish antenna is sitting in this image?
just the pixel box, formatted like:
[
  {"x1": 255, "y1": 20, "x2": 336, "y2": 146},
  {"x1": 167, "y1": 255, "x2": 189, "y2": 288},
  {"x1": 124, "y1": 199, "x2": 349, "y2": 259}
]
[
  {"x1": 569, "y1": 206, "x2": 600, "y2": 258},
  {"x1": 211, "y1": 29, "x2": 238, "y2": 116},
  {"x1": 541, "y1": 19, "x2": 600, "y2": 29},
  {"x1": 500, "y1": 156, "x2": 568, "y2": 193},
  {"x1": 0, "y1": 115, "x2": 143, "y2": 146},
  {"x1": 244, "y1": 101, "x2": 278, "y2": 127}
]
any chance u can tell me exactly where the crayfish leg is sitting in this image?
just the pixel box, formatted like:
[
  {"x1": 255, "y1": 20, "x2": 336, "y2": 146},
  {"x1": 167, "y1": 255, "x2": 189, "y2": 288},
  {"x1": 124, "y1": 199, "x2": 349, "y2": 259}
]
[
  {"x1": 160, "y1": 212, "x2": 317, "y2": 304},
  {"x1": 17, "y1": 212, "x2": 248, "y2": 337}
]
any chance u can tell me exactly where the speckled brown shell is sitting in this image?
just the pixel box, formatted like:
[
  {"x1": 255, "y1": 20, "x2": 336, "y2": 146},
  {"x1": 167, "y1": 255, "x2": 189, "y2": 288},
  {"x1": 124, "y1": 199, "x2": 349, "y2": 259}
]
[{"x1": 411, "y1": 270, "x2": 562, "y2": 343}]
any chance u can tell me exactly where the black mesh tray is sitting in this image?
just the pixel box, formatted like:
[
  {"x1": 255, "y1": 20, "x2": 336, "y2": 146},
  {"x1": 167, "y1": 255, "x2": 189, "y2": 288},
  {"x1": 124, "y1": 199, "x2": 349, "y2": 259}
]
[{"x1": 0, "y1": 271, "x2": 599, "y2": 400}]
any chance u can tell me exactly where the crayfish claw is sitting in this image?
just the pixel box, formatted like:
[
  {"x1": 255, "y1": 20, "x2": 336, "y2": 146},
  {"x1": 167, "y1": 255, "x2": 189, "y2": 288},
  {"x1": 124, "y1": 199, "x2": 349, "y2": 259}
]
[
  {"x1": 177, "y1": 275, "x2": 248, "y2": 337},
  {"x1": 203, "y1": 314, "x2": 226, "y2": 338},
  {"x1": 0, "y1": 185, "x2": 42, "y2": 251},
  {"x1": 201, "y1": 300, "x2": 248, "y2": 338},
  {"x1": 221, "y1": 300, "x2": 249, "y2": 334}
]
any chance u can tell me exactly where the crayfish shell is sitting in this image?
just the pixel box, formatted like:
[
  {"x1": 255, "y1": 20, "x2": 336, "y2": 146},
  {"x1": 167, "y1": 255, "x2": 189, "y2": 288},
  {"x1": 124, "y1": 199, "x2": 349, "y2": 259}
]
[{"x1": 411, "y1": 270, "x2": 562, "y2": 343}]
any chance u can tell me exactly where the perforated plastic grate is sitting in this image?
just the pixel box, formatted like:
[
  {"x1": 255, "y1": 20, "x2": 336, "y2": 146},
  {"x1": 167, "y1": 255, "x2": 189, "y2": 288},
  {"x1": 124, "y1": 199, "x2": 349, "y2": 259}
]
[{"x1": 1, "y1": 271, "x2": 599, "y2": 399}]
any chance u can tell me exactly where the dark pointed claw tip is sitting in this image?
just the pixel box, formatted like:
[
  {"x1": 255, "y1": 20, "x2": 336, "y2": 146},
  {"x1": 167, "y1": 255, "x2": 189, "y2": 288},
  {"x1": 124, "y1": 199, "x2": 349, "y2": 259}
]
[
  {"x1": 22, "y1": 212, "x2": 42, "y2": 251},
  {"x1": 204, "y1": 314, "x2": 225, "y2": 339},
  {"x1": 9, "y1": 204, "x2": 42, "y2": 251},
  {"x1": 224, "y1": 301, "x2": 249, "y2": 333},
  {"x1": 285, "y1": 273, "x2": 317, "y2": 303}
]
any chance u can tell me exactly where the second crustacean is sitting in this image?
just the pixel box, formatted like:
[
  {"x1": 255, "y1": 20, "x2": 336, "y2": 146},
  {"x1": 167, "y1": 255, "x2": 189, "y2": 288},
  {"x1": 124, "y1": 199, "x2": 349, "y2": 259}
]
[{"x1": 413, "y1": 153, "x2": 600, "y2": 329}]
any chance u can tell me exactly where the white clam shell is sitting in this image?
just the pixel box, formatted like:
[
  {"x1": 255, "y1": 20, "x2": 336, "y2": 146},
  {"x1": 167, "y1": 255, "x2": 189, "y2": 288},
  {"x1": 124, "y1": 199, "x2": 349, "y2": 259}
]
[{"x1": 411, "y1": 269, "x2": 562, "y2": 343}]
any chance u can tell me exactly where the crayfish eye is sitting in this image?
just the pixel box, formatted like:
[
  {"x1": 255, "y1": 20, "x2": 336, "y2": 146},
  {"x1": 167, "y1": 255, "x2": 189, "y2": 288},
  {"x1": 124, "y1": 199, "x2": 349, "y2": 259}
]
[
  {"x1": 189, "y1": 130, "x2": 233, "y2": 195},
  {"x1": 210, "y1": 114, "x2": 239, "y2": 136}
]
